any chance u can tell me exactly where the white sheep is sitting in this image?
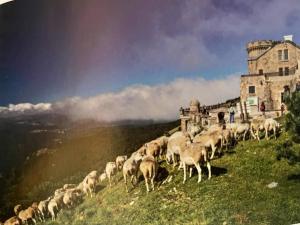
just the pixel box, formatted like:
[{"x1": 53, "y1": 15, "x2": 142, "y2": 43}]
[
  {"x1": 38, "y1": 198, "x2": 50, "y2": 222},
  {"x1": 264, "y1": 118, "x2": 280, "y2": 140},
  {"x1": 166, "y1": 131, "x2": 189, "y2": 167},
  {"x1": 47, "y1": 198, "x2": 59, "y2": 221},
  {"x1": 116, "y1": 155, "x2": 128, "y2": 171},
  {"x1": 105, "y1": 162, "x2": 118, "y2": 187},
  {"x1": 99, "y1": 172, "x2": 107, "y2": 182},
  {"x1": 123, "y1": 152, "x2": 143, "y2": 192}
]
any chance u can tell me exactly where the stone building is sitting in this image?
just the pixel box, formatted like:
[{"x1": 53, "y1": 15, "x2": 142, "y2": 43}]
[
  {"x1": 180, "y1": 99, "x2": 202, "y2": 132},
  {"x1": 240, "y1": 35, "x2": 300, "y2": 114}
]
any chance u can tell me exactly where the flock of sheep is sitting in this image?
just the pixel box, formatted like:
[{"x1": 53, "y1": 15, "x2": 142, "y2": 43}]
[{"x1": 2, "y1": 116, "x2": 281, "y2": 225}]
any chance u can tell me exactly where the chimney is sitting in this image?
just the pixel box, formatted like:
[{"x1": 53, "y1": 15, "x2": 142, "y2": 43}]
[{"x1": 284, "y1": 35, "x2": 293, "y2": 42}]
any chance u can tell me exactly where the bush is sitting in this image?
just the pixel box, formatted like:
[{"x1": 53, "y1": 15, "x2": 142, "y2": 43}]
[{"x1": 274, "y1": 140, "x2": 299, "y2": 165}]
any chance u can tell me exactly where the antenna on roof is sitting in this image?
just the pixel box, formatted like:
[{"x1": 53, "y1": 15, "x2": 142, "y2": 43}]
[{"x1": 284, "y1": 35, "x2": 293, "y2": 42}]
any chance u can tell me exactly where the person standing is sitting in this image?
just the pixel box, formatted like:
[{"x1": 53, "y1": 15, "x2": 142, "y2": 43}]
[
  {"x1": 281, "y1": 103, "x2": 285, "y2": 116},
  {"x1": 228, "y1": 105, "x2": 235, "y2": 123},
  {"x1": 260, "y1": 101, "x2": 266, "y2": 116}
]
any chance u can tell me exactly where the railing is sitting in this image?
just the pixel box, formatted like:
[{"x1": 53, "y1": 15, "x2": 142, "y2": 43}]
[{"x1": 241, "y1": 67, "x2": 297, "y2": 78}]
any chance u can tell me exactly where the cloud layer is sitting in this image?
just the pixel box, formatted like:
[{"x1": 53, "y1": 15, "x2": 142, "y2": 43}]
[{"x1": 0, "y1": 75, "x2": 240, "y2": 121}]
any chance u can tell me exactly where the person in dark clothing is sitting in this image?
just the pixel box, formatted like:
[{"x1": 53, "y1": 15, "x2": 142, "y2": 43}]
[{"x1": 260, "y1": 101, "x2": 266, "y2": 115}]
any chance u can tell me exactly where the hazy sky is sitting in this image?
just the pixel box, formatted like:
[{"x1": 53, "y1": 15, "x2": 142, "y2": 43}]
[{"x1": 1, "y1": 0, "x2": 300, "y2": 110}]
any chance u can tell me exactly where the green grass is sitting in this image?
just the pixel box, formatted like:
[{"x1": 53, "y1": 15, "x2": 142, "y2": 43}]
[{"x1": 43, "y1": 132, "x2": 300, "y2": 225}]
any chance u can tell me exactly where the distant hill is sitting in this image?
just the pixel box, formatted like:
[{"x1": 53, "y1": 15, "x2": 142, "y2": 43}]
[{"x1": 0, "y1": 115, "x2": 178, "y2": 221}]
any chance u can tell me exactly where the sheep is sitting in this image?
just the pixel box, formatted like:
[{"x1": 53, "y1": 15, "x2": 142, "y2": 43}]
[
  {"x1": 179, "y1": 139, "x2": 211, "y2": 184},
  {"x1": 63, "y1": 188, "x2": 83, "y2": 208},
  {"x1": 193, "y1": 130, "x2": 223, "y2": 159},
  {"x1": 99, "y1": 172, "x2": 107, "y2": 182},
  {"x1": 85, "y1": 170, "x2": 98, "y2": 179},
  {"x1": 122, "y1": 152, "x2": 143, "y2": 192},
  {"x1": 3, "y1": 216, "x2": 21, "y2": 225},
  {"x1": 105, "y1": 162, "x2": 118, "y2": 187},
  {"x1": 63, "y1": 184, "x2": 77, "y2": 190},
  {"x1": 38, "y1": 199, "x2": 50, "y2": 221},
  {"x1": 187, "y1": 124, "x2": 202, "y2": 138},
  {"x1": 264, "y1": 118, "x2": 280, "y2": 140},
  {"x1": 149, "y1": 136, "x2": 169, "y2": 158},
  {"x1": 31, "y1": 202, "x2": 43, "y2": 222},
  {"x1": 166, "y1": 131, "x2": 189, "y2": 167},
  {"x1": 54, "y1": 187, "x2": 65, "y2": 196},
  {"x1": 47, "y1": 198, "x2": 59, "y2": 221},
  {"x1": 145, "y1": 142, "x2": 161, "y2": 159},
  {"x1": 227, "y1": 122, "x2": 250, "y2": 141},
  {"x1": 82, "y1": 176, "x2": 97, "y2": 197},
  {"x1": 13, "y1": 205, "x2": 22, "y2": 216},
  {"x1": 116, "y1": 155, "x2": 128, "y2": 171},
  {"x1": 18, "y1": 207, "x2": 37, "y2": 225},
  {"x1": 221, "y1": 128, "x2": 232, "y2": 150},
  {"x1": 250, "y1": 118, "x2": 265, "y2": 141},
  {"x1": 139, "y1": 155, "x2": 158, "y2": 192}
]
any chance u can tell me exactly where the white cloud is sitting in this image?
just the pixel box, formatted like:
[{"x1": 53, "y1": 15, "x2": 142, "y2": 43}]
[
  {"x1": 53, "y1": 74, "x2": 240, "y2": 121},
  {"x1": 0, "y1": 75, "x2": 240, "y2": 121}
]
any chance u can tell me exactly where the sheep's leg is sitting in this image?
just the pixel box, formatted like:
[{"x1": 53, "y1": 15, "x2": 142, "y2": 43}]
[
  {"x1": 108, "y1": 176, "x2": 112, "y2": 187},
  {"x1": 189, "y1": 167, "x2": 193, "y2": 178},
  {"x1": 274, "y1": 127, "x2": 277, "y2": 139},
  {"x1": 145, "y1": 178, "x2": 150, "y2": 192},
  {"x1": 265, "y1": 128, "x2": 269, "y2": 140},
  {"x1": 183, "y1": 162, "x2": 187, "y2": 184},
  {"x1": 207, "y1": 161, "x2": 211, "y2": 180},
  {"x1": 124, "y1": 173, "x2": 128, "y2": 192},
  {"x1": 151, "y1": 176, "x2": 155, "y2": 191},
  {"x1": 194, "y1": 163, "x2": 202, "y2": 183},
  {"x1": 172, "y1": 153, "x2": 177, "y2": 168},
  {"x1": 210, "y1": 145, "x2": 216, "y2": 159}
]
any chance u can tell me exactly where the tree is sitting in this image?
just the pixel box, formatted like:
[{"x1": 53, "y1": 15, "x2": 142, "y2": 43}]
[{"x1": 285, "y1": 91, "x2": 300, "y2": 140}]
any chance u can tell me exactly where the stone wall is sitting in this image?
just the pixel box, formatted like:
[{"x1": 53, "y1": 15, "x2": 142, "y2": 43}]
[{"x1": 248, "y1": 42, "x2": 300, "y2": 74}]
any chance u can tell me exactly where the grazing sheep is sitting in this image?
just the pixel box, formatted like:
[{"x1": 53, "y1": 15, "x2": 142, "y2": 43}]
[
  {"x1": 83, "y1": 176, "x2": 97, "y2": 197},
  {"x1": 221, "y1": 128, "x2": 232, "y2": 150},
  {"x1": 149, "y1": 136, "x2": 169, "y2": 158},
  {"x1": 86, "y1": 170, "x2": 98, "y2": 179},
  {"x1": 13, "y1": 205, "x2": 22, "y2": 216},
  {"x1": 166, "y1": 131, "x2": 189, "y2": 167},
  {"x1": 227, "y1": 122, "x2": 250, "y2": 141},
  {"x1": 193, "y1": 130, "x2": 223, "y2": 159},
  {"x1": 38, "y1": 199, "x2": 50, "y2": 222},
  {"x1": 47, "y1": 198, "x2": 59, "y2": 221},
  {"x1": 63, "y1": 184, "x2": 77, "y2": 190},
  {"x1": 116, "y1": 155, "x2": 128, "y2": 171},
  {"x1": 145, "y1": 142, "x2": 161, "y2": 159},
  {"x1": 179, "y1": 139, "x2": 211, "y2": 184},
  {"x1": 105, "y1": 162, "x2": 118, "y2": 187},
  {"x1": 250, "y1": 118, "x2": 265, "y2": 141},
  {"x1": 264, "y1": 118, "x2": 280, "y2": 140},
  {"x1": 123, "y1": 152, "x2": 143, "y2": 192},
  {"x1": 54, "y1": 188, "x2": 65, "y2": 196},
  {"x1": 31, "y1": 202, "x2": 43, "y2": 222},
  {"x1": 63, "y1": 188, "x2": 83, "y2": 208},
  {"x1": 139, "y1": 155, "x2": 158, "y2": 192},
  {"x1": 99, "y1": 172, "x2": 107, "y2": 182},
  {"x1": 18, "y1": 207, "x2": 37, "y2": 225},
  {"x1": 3, "y1": 216, "x2": 21, "y2": 225},
  {"x1": 187, "y1": 124, "x2": 202, "y2": 138}
]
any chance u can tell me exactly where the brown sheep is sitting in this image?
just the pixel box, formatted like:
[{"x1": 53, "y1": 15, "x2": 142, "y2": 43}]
[
  {"x1": 145, "y1": 142, "x2": 160, "y2": 159},
  {"x1": 139, "y1": 155, "x2": 158, "y2": 192},
  {"x1": 18, "y1": 207, "x2": 37, "y2": 224},
  {"x1": 179, "y1": 140, "x2": 211, "y2": 184}
]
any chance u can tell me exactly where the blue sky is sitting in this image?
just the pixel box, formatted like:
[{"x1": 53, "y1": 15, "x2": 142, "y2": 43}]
[{"x1": 1, "y1": 0, "x2": 300, "y2": 113}]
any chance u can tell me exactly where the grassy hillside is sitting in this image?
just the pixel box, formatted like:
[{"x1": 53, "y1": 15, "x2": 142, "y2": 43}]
[
  {"x1": 0, "y1": 120, "x2": 179, "y2": 221},
  {"x1": 43, "y1": 132, "x2": 300, "y2": 225}
]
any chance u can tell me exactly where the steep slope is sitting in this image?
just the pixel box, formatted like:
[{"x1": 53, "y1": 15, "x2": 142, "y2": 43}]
[{"x1": 44, "y1": 132, "x2": 300, "y2": 225}]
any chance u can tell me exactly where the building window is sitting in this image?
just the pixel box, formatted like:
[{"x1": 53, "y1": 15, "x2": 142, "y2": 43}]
[
  {"x1": 284, "y1": 49, "x2": 289, "y2": 60},
  {"x1": 284, "y1": 67, "x2": 289, "y2": 75},
  {"x1": 249, "y1": 86, "x2": 255, "y2": 94},
  {"x1": 279, "y1": 67, "x2": 283, "y2": 76},
  {"x1": 278, "y1": 50, "x2": 282, "y2": 60},
  {"x1": 259, "y1": 69, "x2": 263, "y2": 75}
]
